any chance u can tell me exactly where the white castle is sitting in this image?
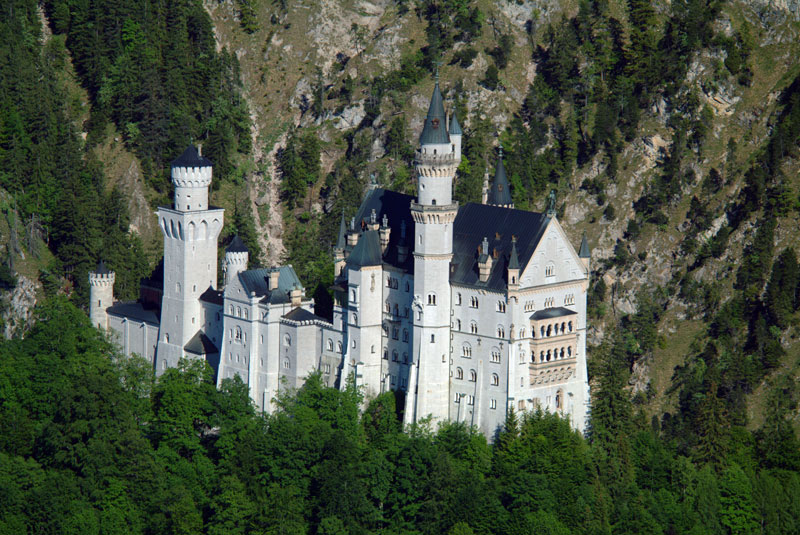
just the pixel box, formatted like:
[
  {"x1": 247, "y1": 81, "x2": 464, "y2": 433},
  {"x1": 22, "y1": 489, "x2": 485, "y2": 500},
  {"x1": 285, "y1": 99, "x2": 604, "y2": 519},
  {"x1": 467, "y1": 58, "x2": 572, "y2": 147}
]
[{"x1": 90, "y1": 82, "x2": 592, "y2": 438}]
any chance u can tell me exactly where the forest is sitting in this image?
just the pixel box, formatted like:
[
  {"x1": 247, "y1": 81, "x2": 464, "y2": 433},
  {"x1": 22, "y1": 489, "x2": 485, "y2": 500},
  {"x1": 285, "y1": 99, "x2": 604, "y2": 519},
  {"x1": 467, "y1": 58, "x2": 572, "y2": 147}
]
[{"x1": 0, "y1": 297, "x2": 798, "y2": 535}]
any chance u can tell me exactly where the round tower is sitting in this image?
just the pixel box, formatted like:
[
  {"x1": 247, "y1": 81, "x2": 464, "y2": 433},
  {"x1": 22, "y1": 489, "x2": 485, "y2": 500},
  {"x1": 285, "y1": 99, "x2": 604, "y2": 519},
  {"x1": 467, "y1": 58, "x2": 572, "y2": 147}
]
[
  {"x1": 89, "y1": 261, "x2": 115, "y2": 330},
  {"x1": 224, "y1": 235, "x2": 249, "y2": 286},
  {"x1": 171, "y1": 145, "x2": 213, "y2": 212}
]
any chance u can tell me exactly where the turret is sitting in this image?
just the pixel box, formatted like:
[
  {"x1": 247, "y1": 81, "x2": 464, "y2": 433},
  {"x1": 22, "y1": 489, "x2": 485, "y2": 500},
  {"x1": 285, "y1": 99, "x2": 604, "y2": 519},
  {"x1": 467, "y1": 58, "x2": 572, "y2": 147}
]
[
  {"x1": 224, "y1": 235, "x2": 249, "y2": 286},
  {"x1": 415, "y1": 78, "x2": 459, "y2": 206},
  {"x1": 481, "y1": 167, "x2": 490, "y2": 204},
  {"x1": 579, "y1": 232, "x2": 591, "y2": 272},
  {"x1": 508, "y1": 236, "x2": 520, "y2": 290},
  {"x1": 449, "y1": 110, "x2": 463, "y2": 159},
  {"x1": 89, "y1": 261, "x2": 115, "y2": 330},
  {"x1": 334, "y1": 211, "x2": 347, "y2": 276},
  {"x1": 171, "y1": 145, "x2": 213, "y2": 212},
  {"x1": 487, "y1": 145, "x2": 513, "y2": 208}
]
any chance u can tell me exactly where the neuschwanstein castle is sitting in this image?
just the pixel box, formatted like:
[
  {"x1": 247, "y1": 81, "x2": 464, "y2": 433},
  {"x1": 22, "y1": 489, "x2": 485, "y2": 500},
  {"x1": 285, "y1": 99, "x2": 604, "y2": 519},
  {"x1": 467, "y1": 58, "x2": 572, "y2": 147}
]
[{"x1": 90, "y1": 81, "x2": 592, "y2": 437}]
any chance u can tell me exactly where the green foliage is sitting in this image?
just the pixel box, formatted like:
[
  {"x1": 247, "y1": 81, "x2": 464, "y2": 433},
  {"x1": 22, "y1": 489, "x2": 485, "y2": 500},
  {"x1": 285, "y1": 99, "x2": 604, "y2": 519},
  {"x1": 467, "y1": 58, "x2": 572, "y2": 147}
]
[{"x1": 279, "y1": 129, "x2": 321, "y2": 210}]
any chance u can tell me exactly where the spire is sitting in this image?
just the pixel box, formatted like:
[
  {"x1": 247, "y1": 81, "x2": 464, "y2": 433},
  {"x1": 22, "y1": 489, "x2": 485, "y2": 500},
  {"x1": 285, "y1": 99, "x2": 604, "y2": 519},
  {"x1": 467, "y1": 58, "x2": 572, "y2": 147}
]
[
  {"x1": 419, "y1": 79, "x2": 450, "y2": 145},
  {"x1": 509, "y1": 237, "x2": 520, "y2": 270},
  {"x1": 488, "y1": 144, "x2": 512, "y2": 206},
  {"x1": 226, "y1": 235, "x2": 248, "y2": 253},
  {"x1": 579, "y1": 232, "x2": 591, "y2": 258},
  {"x1": 449, "y1": 110, "x2": 462, "y2": 136},
  {"x1": 94, "y1": 260, "x2": 111, "y2": 274},
  {"x1": 336, "y1": 211, "x2": 347, "y2": 250}
]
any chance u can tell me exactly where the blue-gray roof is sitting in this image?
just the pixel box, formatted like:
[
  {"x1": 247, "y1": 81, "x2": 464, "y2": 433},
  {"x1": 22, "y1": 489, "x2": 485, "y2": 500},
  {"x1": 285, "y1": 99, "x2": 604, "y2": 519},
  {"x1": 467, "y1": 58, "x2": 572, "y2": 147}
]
[
  {"x1": 107, "y1": 302, "x2": 160, "y2": 325},
  {"x1": 336, "y1": 211, "x2": 347, "y2": 250},
  {"x1": 95, "y1": 260, "x2": 111, "y2": 274},
  {"x1": 449, "y1": 111, "x2": 462, "y2": 135},
  {"x1": 200, "y1": 286, "x2": 224, "y2": 305},
  {"x1": 350, "y1": 188, "x2": 550, "y2": 291},
  {"x1": 530, "y1": 307, "x2": 577, "y2": 320},
  {"x1": 171, "y1": 145, "x2": 212, "y2": 168},
  {"x1": 184, "y1": 330, "x2": 218, "y2": 355},
  {"x1": 283, "y1": 307, "x2": 328, "y2": 323},
  {"x1": 508, "y1": 238, "x2": 520, "y2": 270},
  {"x1": 346, "y1": 230, "x2": 383, "y2": 267},
  {"x1": 419, "y1": 82, "x2": 450, "y2": 145},
  {"x1": 237, "y1": 266, "x2": 303, "y2": 304}
]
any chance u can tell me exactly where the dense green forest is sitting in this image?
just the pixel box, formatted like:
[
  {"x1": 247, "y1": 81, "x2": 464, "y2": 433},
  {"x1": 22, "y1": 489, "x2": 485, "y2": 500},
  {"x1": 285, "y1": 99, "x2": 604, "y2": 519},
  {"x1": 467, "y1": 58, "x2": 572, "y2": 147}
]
[{"x1": 0, "y1": 298, "x2": 798, "y2": 535}]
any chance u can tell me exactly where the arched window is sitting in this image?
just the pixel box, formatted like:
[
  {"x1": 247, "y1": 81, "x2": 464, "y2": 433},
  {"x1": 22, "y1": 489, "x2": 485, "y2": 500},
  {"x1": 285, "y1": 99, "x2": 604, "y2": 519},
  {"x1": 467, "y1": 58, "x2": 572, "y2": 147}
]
[
  {"x1": 234, "y1": 327, "x2": 243, "y2": 343},
  {"x1": 497, "y1": 301, "x2": 506, "y2": 313},
  {"x1": 456, "y1": 319, "x2": 462, "y2": 330},
  {"x1": 402, "y1": 329, "x2": 409, "y2": 342},
  {"x1": 568, "y1": 346, "x2": 572, "y2": 357},
  {"x1": 462, "y1": 343, "x2": 472, "y2": 357},
  {"x1": 456, "y1": 293, "x2": 462, "y2": 305},
  {"x1": 385, "y1": 301, "x2": 391, "y2": 313},
  {"x1": 392, "y1": 350, "x2": 398, "y2": 362},
  {"x1": 371, "y1": 345, "x2": 376, "y2": 354},
  {"x1": 456, "y1": 367, "x2": 464, "y2": 380},
  {"x1": 283, "y1": 334, "x2": 291, "y2": 347},
  {"x1": 491, "y1": 373, "x2": 499, "y2": 386},
  {"x1": 394, "y1": 303, "x2": 399, "y2": 316},
  {"x1": 470, "y1": 321, "x2": 478, "y2": 334},
  {"x1": 383, "y1": 348, "x2": 389, "y2": 360},
  {"x1": 546, "y1": 325, "x2": 552, "y2": 337},
  {"x1": 327, "y1": 339, "x2": 334, "y2": 351},
  {"x1": 337, "y1": 341, "x2": 343, "y2": 353},
  {"x1": 403, "y1": 352, "x2": 408, "y2": 364},
  {"x1": 283, "y1": 359, "x2": 290, "y2": 370},
  {"x1": 490, "y1": 349, "x2": 501, "y2": 363},
  {"x1": 568, "y1": 321, "x2": 573, "y2": 332},
  {"x1": 427, "y1": 293, "x2": 437, "y2": 305},
  {"x1": 350, "y1": 289, "x2": 357, "y2": 303},
  {"x1": 469, "y1": 369, "x2": 477, "y2": 382},
  {"x1": 497, "y1": 325, "x2": 505, "y2": 338},
  {"x1": 405, "y1": 281, "x2": 410, "y2": 292},
  {"x1": 237, "y1": 306, "x2": 242, "y2": 318},
  {"x1": 244, "y1": 309, "x2": 248, "y2": 320},
  {"x1": 230, "y1": 305, "x2": 234, "y2": 315}
]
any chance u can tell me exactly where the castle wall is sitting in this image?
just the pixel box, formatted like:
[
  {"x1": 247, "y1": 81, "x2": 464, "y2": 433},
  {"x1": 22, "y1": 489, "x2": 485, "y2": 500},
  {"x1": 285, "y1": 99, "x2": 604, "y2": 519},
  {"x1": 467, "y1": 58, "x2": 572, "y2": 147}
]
[{"x1": 107, "y1": 314, "x2": 159, "y2": 364}]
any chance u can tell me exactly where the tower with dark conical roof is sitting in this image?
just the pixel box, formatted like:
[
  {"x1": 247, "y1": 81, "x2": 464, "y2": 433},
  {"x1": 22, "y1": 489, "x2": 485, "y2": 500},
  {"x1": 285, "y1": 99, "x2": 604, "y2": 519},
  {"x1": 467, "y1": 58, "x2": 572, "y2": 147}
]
[
  {"x1": 224, "y1": 236, "x2": 249, "y2": 286},
  {"x1": 407, "y1": 78, "x2": 461, "y2": 426},
  {"x1": 156, "y1": 145, "x2": 225, "y2": 374}
]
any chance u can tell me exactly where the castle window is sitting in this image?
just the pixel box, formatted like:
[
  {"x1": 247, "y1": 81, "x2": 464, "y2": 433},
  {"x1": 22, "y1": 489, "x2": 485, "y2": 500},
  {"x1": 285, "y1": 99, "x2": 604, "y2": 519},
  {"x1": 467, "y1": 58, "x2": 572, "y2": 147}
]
[
  {"x1": 497, "y1": 301, "x2": 506, "y2": 313},
  {"x1": 392, "y1": 327, "x2": 399, "y2": 340},
  {"x1": 352, "y1": 340, "x2": 356, "y2": 348},
  {"x1": 283, "y1": 334, "x2": 291, "y2": 347},
  {"x1": 545, "y1": 264, "x2": 554, "y2": 277},
  {"x1": 350, "y1": 289, "x2": 357, "y2": 303},
  {"x1": 565, "y1": 293, "x2": 575, "y2": 306},
  {"x1": 467, "y1": 395, "x2": 474, "y2": 406},
  {"x1": 244, "y1": 309, "x2": 248, "y2": 320},
  {"x1": 568, "y1": 346, "x2": 572, "y2": 357},
  {"x1": 371, "y1": 345, "x2": 376, "y2": 354},
  {"x1": 392, "y1": 350, "x2": 398, "y2": 362},
  {"x1": 568, "y1": 321, "x2": 573, "y2": 332},
  {"x1": 427, "y1": 293, "x2": 437, "y2": 306},
  {"x1": 283, "y1": 359, "x2": 290, "y2": 369},
  {"x1": 394, "y1": 303, "x2": 399, "y2": 316},
  {"x1": 237, "y1": 307, "x2": 242, "y2": 318},
  {"x1": 491, "y1": 350, "x2": 500, "y2": 363},
  {"x1": 404, "y1": 307, "x2": 409, "y2": 318},
  {"x1": 327, "y1": 339, "x2": 333, "y2": 351},
  {"x1": 403, "y1": 352, "x2": 408, "y2": 364},
  {"x1": 456, "y1": 319, "x2": 461, "y2": 331},
  {"x1": 497, "y1": 326, "x2": 505, "y2": 338},
  {"x1": 519, "y1": 328, "x2": 526, "y2": 338},
  {"x1": 490, "y1": 399, "x2": 497, "y2": 410},
  {"x1": 383, "y1": 348, "x2": 388, "y2": 360},
  {"x1": 165, "y1": 333, "x2": 169, "y2": 343},
  {"x1": 470, "y1": 321, "x2": 478, "y2": 334},
  {"x1": 469, "y1": 369, "x2": 477, "y2": 382},
  {"x1": 405, "y1": 281, "x2": 410, "y2": 292},
  {"x1": 462, "y1": 343, "x2": 472, "y2": 357},
  {"x1": 177, "y1": 282, "x2": 181, "y2": 294},
  {"x1": 353, "y1": 313, "x2": 358, "y2": 324},
  {"x1": 385, "y1": 301, "x2": 391, "y2": 313},
  {"x1": 456, "y1": 293, "x2": 462, "y2": 305},
  {"x1": 454, "y1": 393, "x2": 461, "y2": 403},
  {"x1": 456, "y1": 367, "x2": 464, "y2": 380},
  {"x1": 402, "y1": 329, "x2": 409, "y2": 342},
  {"x1": 518, "y1": 400, "x2": 525, "y2": 410},
  {"x1": 234, "y1": 327, "x2": 242, "y2": 343},
  {"x1": 337, "y1": 342, "x2": 343, "y2": 353},
  {"x1": 470, "y1": 296, "x2": 478, "y2": 308},
  {"x1": 491, "y1": 373, "x2": 499, "y2": 386},
  {"x1": 430, "y1": 334, "x2": 435, "y2": 343}
]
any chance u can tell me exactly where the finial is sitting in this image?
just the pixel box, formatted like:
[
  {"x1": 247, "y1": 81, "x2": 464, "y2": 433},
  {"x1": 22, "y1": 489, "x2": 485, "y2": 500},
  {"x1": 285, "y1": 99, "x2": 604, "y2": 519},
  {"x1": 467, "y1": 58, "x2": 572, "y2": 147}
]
[
  {"x1": 382, "y1": 213, "x2": 388, "y2": 227},
  {"x1": 370, "y1": 209, "x2": 377, "y2": 225},
  {"x1": 498, "y1": 141, "x2": 503, "y2": 159},
  {"x1": 350, "y1": 217, "x2": 355, "y2": 231},
  {"x1": 434, "y1": 59, "x2": 442, "y2": 84},
  {"x1": 482, "y1": 236, "x2": 489, "y2": 253}
]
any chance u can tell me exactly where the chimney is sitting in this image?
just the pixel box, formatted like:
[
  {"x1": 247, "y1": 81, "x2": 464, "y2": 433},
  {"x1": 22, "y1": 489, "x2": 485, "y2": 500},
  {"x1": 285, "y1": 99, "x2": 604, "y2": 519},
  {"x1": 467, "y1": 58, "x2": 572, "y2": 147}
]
[
  {"x1": 478, "y1": 237, "x2": 493, "y2": 283},
  {"x1": 290, "y1": 284, "x2": 302, "y2": 307},
  {"x1": 269, "y1": 268, "x2": 280, "y2": 291},
  {"x1": 346, "y1": 217, "x2": 359, "y2": 248}
]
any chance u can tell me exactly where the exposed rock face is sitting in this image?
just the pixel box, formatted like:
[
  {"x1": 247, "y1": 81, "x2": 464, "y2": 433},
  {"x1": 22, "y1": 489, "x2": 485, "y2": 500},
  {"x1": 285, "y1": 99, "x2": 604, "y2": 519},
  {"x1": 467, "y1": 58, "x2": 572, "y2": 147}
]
[{"x1": 2, "y1": 275, "x2": 38, "y2": 339}]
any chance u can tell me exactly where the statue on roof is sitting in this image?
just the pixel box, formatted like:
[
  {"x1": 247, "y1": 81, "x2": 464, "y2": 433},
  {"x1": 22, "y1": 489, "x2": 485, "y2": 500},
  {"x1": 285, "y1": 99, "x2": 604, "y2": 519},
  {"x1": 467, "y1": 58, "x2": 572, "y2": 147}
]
[{"x1": 547, "y1": 189, "x2": 557, "y2": 217}]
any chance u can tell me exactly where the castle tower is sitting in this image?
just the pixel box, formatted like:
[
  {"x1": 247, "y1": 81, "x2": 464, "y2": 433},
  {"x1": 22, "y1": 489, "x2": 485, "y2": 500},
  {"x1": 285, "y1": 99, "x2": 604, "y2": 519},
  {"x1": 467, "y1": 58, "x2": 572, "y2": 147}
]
[
  {"x1": 224, "y1": 236, "x2": 249, "y2": 287},
  {"x1": 407, "y1": 79, "x2": 460, "y2": 425},
  {"x1": 487, "y1": 145, "x2": 513, "y2": 208},
  {"x1": 155, "y1": 146, "x2": 225, "y2": 373},
  {"x1": 89, "y1": 261, "x2": 115, "y2": 330},
  {"x1": 579, "y1": 232, "x2": 591, "y2": 272}
]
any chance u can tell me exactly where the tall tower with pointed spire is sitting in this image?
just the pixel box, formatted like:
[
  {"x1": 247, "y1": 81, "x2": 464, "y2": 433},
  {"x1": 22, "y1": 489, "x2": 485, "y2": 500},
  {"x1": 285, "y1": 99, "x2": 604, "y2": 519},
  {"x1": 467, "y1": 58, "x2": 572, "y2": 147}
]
[
  {"x1": 487, "y1": 145, "x2": 513, "y2": 208},
  {"x1": 155, "y1": 146, "x2": 225, "y2": 373},
  {"x1": 407, "y1": 79, "x2": 460, "y2": 424}
]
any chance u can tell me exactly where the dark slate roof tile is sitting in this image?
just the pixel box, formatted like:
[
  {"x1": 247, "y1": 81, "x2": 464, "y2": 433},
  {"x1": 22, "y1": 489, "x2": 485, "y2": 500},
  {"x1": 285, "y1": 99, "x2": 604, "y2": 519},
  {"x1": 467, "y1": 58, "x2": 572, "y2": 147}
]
[
  {"x1": 236, "y1": 266, "x2": 302, "y2": 304},
  {"x1": 346, "y1": 230, "x2": 383, "y2": 267},
  {"x1": 171, "y1": 145, "x2": 212, "y2": 168},
  {"x1": 530, "y1": 307, "x2": 577, "y2": 320},
  {"x1": 184, "y1": 330, "x2": 218, "y2": 354},
  {"x1": 419, "y1": 82, "x2": 450, "y2": 145},
  {"x1": 107, "y1": 302, "x2": 160, "y2": 324},
  {"x1": 226, "y1": 235, "x2": 248, "y2": 253}
]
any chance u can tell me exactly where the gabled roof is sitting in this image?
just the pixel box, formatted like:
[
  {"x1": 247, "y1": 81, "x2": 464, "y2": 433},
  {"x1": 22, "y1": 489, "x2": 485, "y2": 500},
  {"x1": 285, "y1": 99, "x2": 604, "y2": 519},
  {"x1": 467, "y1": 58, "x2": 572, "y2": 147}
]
[
  {"x1": 579, "y1": 233, "x2": 590, "y2": 258},
  {"x1": 449, "y1": 111, "x2": 462, "y2": 135},
  {"x1": 171, "y1": 145, "x2": 212, "y2": 168},
  {"x1": 346, "y1": 230, "x2": 382, "y2": 267},
  {"x1": 451, "y1": 203, "x2": 549, "y2": 291},
  {"x1": 419, "y1": 82, "x2": 450, "y2": 145},
  {"x1": 226, "y1": 235, "x2": 248, "y2": 253},
  {"x1": 236, "y1": 266, "x2": 303, "y2": 305},
  {"x1": 184, "y1": 330, "x2": 218, "y2": 355},
  {"x1": 530, "y1": 307, "x2": 577, "y2": 320},
  {"x1": 488, "y1": 150, "x2": 512, "y2": 206}
]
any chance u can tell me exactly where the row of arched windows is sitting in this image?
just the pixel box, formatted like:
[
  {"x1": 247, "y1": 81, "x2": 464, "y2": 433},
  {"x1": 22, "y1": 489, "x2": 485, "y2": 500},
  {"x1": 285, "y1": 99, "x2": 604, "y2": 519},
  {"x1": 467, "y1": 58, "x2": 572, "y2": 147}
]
[
  {"x1": 326, "y1": 338, "x2": 344, "y2": 353},
  {"x1": 229, "y1": 305, "x2": 249, "y2": 320},
  {"x1": 535, "y1": 346, "x2": 573, "y2": 363},
  {"x1": 454, "y1": 368, "x2": 500, "y2": 387},
  {"x1": 536, "y1": 321, "x2": 573, "y2": 338}
]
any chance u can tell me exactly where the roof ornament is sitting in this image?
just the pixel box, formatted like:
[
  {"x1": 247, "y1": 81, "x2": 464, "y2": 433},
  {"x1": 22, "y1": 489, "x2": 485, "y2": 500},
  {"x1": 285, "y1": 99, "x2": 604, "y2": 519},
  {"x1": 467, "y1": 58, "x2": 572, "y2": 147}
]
[
  {"x1": 382, "y1": 213, "x2": 388, "y2": 228},
  {"x1": 547, "y1": 189, "x2": 557, "y2": 218},
  {"x1": 370, "y1": 209, "x2": 377, "y2": 225},
  {"x1": 350, "y1": 217, "x2": 356, "y2": 231},
  {"x1": 482, "y1": 236, "x2": 489, "y2": 254}
]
